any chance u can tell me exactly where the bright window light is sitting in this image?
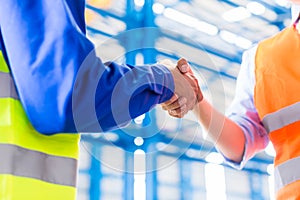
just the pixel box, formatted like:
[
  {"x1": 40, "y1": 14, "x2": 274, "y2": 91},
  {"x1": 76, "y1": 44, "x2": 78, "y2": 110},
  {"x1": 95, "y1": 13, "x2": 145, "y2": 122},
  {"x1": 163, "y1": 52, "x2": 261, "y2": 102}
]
[
  {"x1": 275, "y1": 0, "x2": 289, "y2": 7},
  {"x1": 223, "y1": 7, "x2": 251, "y2": 22},
  {"x1": 102, "y1": 132, "x2": 119, "y2": 142},
  {"x1": 185, "y1": 149, "x2": 198, "y2": 158},
  {"x1": 220, "y1": 30, "x2": 236, "y2": 44},
  {"x1": 152, "y1": 3, "x2": 165, "y2": 14},
  {"x1": 134, "y1": 137, "x2": 144, "y2": 146},
  {"x1": 135, "y1": 53, "x2": 144, "y2": 65},
  {"x1": 220, "y1": 30, "x2": 252, "y2": 49},
  {"x1": 205, "y1": 152, "x2": 224, "y2": 165},
  {"x1": 134, "y1": 114, "x2": 145, "y2": 124},
  {"x1": 205, "y1": 163, "x2": 226, "y2": 200},
  {"x1": 134, "y1": 0, "x2": 145, "y2": 7},
  {"x1": 246, "y1": 2, "x2": 266, "y2": 15},
  {"x1": 134, "y1": 149, "x2": 146, "y2": 200},
  {"x1": 235, "y1": 36, "x2": 253, "y2": 49},
  {"x1": 195, "y1": 21, "x2": 219, "y2": 36},
  {"x1": 163, "y1": 8, "x2": 218, "y2": 35},
  {"x1": 163, "y1": 8, "x2": 198, "y2": 27}
]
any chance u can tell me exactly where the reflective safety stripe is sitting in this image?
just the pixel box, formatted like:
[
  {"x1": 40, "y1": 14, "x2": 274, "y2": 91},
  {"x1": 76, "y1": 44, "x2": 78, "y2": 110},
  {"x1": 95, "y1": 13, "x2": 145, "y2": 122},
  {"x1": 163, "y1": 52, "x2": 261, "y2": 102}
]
[
  {"x1": 0, "y1": 51, "x2": 9, "y2": 73},
  {"x1": 0, "y1": 72, "x2": 19, "y2": 99},
  {"x1": 0, "y1": 143, "x2": 77, "y2": 187},
  {"x1": 274, "y1": 156, "x2": 300, "y2": 193},
  {"x1": 262, "y1": 102, "x2": 300, "y2": 132}
]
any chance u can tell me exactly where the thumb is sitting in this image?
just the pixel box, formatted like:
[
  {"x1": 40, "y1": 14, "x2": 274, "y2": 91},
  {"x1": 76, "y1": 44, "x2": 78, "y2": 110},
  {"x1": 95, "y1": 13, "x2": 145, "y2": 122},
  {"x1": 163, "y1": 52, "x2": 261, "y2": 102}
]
[{"x1": 177, "y1": 58, "x2": 190, "y2": 73}]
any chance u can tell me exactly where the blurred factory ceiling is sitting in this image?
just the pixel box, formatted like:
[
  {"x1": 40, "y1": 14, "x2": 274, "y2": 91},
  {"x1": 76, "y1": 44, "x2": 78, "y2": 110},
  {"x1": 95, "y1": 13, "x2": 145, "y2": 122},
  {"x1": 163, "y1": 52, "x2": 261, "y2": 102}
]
[{"x1": 82, "y1": 0, "x2": 290, "y2": 165}]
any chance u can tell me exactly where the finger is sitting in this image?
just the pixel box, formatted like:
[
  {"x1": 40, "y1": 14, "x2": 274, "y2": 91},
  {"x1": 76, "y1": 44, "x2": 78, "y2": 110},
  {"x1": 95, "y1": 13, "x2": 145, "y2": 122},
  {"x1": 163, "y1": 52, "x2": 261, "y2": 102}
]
[
  {"x1": 168, "y1": 104, "x2": 187, "y2": 118},
  {"x1": 168, "y1": 109, "x2": 181, "y2": 118},
  {"x1": 161, "y1": 94, "x2": 179, "y2": 109},
  {"x1": 177, "y1": 58, "x2": 190, "y2": 73},
  {"x1": 162, "y1": 96, "x2": 187, "y2": 110},
  {"x1": 168, "y1": 110, "x2": 181, "y2": 118}
]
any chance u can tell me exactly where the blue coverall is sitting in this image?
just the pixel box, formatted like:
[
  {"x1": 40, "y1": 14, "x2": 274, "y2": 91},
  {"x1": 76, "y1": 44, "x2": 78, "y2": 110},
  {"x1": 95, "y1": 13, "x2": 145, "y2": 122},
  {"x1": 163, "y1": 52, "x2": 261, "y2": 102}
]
[{"x1": 0, "y1": 0, "x2": 175, "y2": 134}]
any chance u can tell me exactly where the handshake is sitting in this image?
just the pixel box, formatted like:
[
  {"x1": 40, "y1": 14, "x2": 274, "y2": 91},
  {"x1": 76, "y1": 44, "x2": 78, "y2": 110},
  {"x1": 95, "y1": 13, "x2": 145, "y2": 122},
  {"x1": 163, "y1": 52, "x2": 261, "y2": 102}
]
[{"x1": 159, "y1": 58, "x2": 203, "y2": 118}]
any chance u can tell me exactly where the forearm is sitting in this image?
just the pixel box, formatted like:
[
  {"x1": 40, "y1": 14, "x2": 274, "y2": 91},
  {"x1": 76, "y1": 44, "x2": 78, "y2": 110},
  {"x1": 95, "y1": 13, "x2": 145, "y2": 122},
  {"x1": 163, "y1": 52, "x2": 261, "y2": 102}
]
[
  {"x1": 90, "y1": 62, "x2": 174, "y2": 132},
  {"x1": 193, "y1": 98, "x2": 246, "y2": 163},
  {"x1": 0, "y1": 1, "x2": 175, "y2": 134}
]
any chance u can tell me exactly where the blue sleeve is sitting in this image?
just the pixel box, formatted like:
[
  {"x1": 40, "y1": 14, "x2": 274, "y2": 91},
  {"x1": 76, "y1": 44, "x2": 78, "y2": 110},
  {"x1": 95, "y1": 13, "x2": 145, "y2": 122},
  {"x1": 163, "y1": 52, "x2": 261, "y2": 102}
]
[{"x1": 0, "y1": 0, "x2": 174, "y2": 134}]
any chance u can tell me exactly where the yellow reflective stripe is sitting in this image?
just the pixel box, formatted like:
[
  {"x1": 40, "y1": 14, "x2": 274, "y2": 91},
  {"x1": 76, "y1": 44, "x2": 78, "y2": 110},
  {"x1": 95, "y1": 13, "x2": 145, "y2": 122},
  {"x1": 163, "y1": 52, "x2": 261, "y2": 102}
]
[
  {"x1": 0, "y1": 174, "x2": 76, "y2": 200},
  {"x1": 0, "y1": 51, "x2": 9, "y2": 73},
  {"x1": 0, "y1": 143, "x2": 77, "y2": 187},
  {"x1": 0, "y1": 98, "x2": 80, "y2": 159}
]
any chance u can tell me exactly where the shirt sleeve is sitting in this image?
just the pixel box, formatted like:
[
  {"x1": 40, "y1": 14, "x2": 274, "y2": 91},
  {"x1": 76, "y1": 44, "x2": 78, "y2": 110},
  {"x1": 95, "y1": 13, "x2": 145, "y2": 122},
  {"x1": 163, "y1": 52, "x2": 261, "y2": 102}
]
[
  {"x1": 0, "y1": 0, "x2": 174, "y2": 134},
  {"x1": 224, "y1": 45, "x2": 269, "y2": 169}
]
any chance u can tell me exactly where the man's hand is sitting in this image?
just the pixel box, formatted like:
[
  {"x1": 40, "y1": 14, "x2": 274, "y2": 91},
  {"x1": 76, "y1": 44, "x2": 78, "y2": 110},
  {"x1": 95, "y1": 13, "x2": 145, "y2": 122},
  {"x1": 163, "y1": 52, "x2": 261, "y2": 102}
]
[
  {"x1": 177, "y1": 58, "x2": 203, "y2": 102},
  {"x1": 159, "y1": 58, "x2": 202, "y2": 118}
]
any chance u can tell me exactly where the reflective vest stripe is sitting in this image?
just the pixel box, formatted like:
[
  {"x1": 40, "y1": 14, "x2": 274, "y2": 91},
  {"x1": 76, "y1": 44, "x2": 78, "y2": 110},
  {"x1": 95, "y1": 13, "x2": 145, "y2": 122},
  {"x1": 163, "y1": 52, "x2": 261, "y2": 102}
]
[
  {"x1": 262, "y1": 102, "x2": 300, "y2": 133},
  {"x1": 0, "y1": 72, "x2": 19, "y2": 99},
  {"x1": 0, "y1": 51, "x2": 79, "y2": 200},
  {"x1": 0, "y1": 51, "x2": 9, "y2": 73},
  {"x1": 274, "y1": 156, "x2": 300, "y2": 193},
  {"x1": 0, "y1": 174, "x2": 76, "y2": 200},
  {"x1": 0, "y1": 143, "x2": 77, "y2": 187}
]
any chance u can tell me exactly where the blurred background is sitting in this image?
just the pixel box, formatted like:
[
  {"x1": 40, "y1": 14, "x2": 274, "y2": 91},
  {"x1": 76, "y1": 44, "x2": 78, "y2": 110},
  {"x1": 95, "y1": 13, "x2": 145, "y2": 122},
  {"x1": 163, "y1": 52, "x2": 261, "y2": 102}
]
[{"x1": 78, "y1": 0, "x2": 291, "y2": 199}]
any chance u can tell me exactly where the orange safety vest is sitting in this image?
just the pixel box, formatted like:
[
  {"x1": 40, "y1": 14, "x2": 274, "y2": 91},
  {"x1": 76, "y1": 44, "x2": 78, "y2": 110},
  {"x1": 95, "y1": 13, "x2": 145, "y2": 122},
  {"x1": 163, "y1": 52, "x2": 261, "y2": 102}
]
[{"x1": 255, "y1": 24, "x2": 300, "y2": 199}]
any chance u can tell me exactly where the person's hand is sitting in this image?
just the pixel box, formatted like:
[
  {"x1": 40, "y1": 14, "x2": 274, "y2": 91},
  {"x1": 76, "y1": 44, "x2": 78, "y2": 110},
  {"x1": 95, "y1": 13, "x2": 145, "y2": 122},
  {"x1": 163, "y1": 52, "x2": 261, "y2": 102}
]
[
  {"x1": 161, "y1": 93, "x2": 189, "y2": 118},
  {"x1": 159, "y1": 58, "x2": 202, "y2": 117},
  {"x1": 176, "y1": 58, "x2": 203, "y2": 103}
]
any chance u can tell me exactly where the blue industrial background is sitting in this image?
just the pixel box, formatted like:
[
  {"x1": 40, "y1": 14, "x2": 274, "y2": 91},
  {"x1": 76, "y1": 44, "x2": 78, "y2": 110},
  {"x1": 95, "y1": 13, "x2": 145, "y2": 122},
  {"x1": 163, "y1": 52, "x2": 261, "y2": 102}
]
[{"x1": 77, "y1": 0, "x2": 290, "y2": 199}]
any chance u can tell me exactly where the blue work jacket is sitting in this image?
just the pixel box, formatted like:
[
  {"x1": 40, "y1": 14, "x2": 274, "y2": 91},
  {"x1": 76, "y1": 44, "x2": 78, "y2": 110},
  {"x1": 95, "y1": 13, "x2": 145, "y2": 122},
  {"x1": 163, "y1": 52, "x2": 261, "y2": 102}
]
[{"x1": 0, "y1": 0, "x2": 174, "y2": 134}]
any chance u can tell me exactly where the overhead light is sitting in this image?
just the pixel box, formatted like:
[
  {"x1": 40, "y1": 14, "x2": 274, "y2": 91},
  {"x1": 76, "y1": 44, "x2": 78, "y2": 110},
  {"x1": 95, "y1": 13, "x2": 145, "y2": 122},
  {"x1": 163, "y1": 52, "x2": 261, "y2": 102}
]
[
  {"x1": 102, "y1": 132, "x2": 119, "y2": 142},
  {"x1": 223, "y1": 6, "x2": 251, "y2": 22},
  {"x1": 275, "y1": 0, "x2": 289, "y2": 7},
  {"x1": 220, "y1": 30, "x2": 236, "y2": 44},
  {"x1": 156, "y1": 142, "x2": 179, "y2": 153},
  {"x1": 163, "y1": 8, "x2": 218, "y2": 36},
  {"x1": 134, "y1": 137, "x2": 144, "y2": 146},
  {"x1": 195, "y1": 21, "x2": 219, "y2": 36},
  {"x1": 134, "y1": 114, "x2": 145, "y2": 124},
  {"x1": 134, "y1": 0, "x2": 145, "y2": 8},
  {"x1": 152, "y1": 3, "x2": 165, "y2": 14},
  {"x1": 185, "y1": 149, "x2": 198, "y2": 158},
  {"x1": 247, "y1": 2, "x2": 266, "y2": 15},
  {"x1": 220, "y1": 30, "x2": 252, "y2": 49},
  {"x1": 163, "y1": 8, "x2": 197, "y2": 28},
  {"x1": 235, "y1": 36, "x2": 253, "y2": 49}
]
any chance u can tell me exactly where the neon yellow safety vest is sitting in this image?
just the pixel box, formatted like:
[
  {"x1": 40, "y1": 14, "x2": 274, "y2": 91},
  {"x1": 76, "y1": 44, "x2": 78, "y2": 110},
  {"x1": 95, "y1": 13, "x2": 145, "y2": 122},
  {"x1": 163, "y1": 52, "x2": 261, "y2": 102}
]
[{"x1": 0, "y1": 51, "x2": 80, "y2": 200}]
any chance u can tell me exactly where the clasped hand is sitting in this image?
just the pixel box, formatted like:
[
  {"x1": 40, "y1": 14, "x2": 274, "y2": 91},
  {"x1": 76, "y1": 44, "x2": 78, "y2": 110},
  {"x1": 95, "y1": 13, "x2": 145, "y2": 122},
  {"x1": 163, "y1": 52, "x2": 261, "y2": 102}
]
[{"x1": 159, "y1": 58, "x2": 203, "y2": 118}]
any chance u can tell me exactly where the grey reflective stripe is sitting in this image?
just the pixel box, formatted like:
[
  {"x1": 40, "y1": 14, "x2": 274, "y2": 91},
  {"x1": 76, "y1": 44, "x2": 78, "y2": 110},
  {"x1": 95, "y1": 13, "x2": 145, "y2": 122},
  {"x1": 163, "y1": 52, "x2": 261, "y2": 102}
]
[
  {"x1": 262, "y1": 102, "x2": 300, "y2": 133},
  {"x1": 0, "y1": 72, "x2": 19, "y2": 99},
  {"x1": 274, "y1": 156, "x2": 300, "y2": 193},
  {"x1": 0, "y1": 143, "x2": 77, "y2": 187}
]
